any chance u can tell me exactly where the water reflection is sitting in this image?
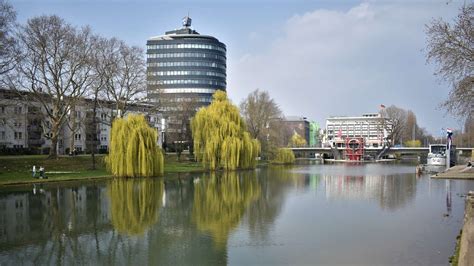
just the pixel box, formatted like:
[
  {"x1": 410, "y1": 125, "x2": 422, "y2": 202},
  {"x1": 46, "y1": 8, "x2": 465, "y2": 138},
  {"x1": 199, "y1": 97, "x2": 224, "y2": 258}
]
[
  {"x1": 244, "y1": 167, "x2": 302, "y2": 242},
  {"x1": 0, "y1": 164, "x2": 472, "y2": 265},
  {"x1": 108, "y1": 178, "x2": 163, "y2": 236},
  {"x1": 192, "y1": 171, "x2": 260, "y2": 246},
  {"x1": 0, "y1": 184, "x2": 111, "y2": 264},
  {"x1": 446, "y1": 180, "x2": 452, "y2": 215},
  {"x1": 323, "y1": 174, "x2": 417, "y2": 210}
]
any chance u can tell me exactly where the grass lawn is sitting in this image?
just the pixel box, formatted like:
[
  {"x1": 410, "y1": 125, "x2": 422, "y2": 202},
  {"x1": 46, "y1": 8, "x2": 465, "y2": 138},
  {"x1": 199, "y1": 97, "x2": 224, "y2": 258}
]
[
  {"x1": 0, "y1": 155, "x2": 109, "y2": 185},
  {"x1": 0, "y1": 153, "x2": 206, "y2": 186}
]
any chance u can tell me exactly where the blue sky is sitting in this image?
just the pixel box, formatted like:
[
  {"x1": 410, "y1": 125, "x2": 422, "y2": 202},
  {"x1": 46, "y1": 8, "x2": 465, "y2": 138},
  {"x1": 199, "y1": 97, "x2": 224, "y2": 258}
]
[{"x1": 10, "y1": 0, "x2": 468, "y2": 136}]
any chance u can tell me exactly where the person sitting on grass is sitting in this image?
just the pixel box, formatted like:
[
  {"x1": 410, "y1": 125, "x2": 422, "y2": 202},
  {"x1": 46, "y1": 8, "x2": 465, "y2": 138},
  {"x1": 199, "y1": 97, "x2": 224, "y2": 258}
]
[{"x1": 39, "y1": 166, "x2": 45, "y2": 179}]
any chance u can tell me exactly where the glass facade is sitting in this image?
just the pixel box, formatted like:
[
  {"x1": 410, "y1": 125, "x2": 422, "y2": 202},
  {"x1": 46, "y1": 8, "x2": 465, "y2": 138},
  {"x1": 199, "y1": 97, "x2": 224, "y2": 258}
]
[{"x1": 146, "y1": 26, "x2": 226, "y2": 107}]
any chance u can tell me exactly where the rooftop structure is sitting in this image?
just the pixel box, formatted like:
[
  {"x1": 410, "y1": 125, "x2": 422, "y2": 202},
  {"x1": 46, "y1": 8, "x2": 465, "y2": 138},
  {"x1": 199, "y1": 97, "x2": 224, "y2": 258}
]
[{"x1": 146, "y1": 16, "x2": 227, "y2": 107}]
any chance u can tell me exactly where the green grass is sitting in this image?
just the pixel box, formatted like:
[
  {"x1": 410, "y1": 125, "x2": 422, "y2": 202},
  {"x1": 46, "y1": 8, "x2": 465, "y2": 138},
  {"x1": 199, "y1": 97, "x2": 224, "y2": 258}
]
[
  {"x1": 0, "y1": 155, "x2": 110, "y2": 185},
  {"x1": 163, "y1": 154, "x2": 206, "y2": 173},
  {"x1": 0, "y1": 153, "x2": 206, "y2": 186}
]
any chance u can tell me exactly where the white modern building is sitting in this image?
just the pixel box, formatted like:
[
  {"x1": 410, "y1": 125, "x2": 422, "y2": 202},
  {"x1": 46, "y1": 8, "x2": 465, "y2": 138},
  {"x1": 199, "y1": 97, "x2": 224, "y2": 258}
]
[{"x1": 325, "y1": 113, "x2": 393, "y2": 148}]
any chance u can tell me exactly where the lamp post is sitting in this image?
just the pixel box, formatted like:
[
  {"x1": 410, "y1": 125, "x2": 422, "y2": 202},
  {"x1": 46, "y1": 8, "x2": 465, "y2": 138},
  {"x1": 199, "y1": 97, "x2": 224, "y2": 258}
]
[{"x1": 161, "y1": 118, "x2": 166, "y2": 149}]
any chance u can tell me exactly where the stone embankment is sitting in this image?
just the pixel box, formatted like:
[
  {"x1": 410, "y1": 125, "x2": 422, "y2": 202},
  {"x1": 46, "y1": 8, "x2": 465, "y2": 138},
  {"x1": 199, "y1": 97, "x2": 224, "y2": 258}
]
[
  {"x1": 459, "y1": 191, "x2": 474, "y2": 266},
  {"x1": 432, "y1": 165, "x2": 474, "y2": 179}
]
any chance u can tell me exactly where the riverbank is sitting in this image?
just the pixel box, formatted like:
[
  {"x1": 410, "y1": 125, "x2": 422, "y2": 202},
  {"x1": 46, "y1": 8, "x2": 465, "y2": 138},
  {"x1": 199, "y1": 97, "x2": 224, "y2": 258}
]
[
  {"x1": 0, "y1": 154, "x2": 206, "y2": 186},
  {"x1": 431, "y1": 165, "x2": 474, "y2": 179},
  {"x1": 457, "y1": 191, "x2": 474, "y2": 266}
]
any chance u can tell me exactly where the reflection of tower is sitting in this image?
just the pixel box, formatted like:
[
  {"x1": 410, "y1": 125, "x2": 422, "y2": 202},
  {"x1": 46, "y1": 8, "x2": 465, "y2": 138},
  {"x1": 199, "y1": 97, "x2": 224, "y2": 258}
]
[{"x1": 445, "y1": 180, "x2": 452, "y2": 214}]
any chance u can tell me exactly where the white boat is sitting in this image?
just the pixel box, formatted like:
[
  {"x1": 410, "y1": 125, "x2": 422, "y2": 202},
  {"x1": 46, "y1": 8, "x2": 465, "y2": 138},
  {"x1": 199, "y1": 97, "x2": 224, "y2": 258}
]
[{"x1": 427, "y1": 144, "x2": 447, "y2": 166}]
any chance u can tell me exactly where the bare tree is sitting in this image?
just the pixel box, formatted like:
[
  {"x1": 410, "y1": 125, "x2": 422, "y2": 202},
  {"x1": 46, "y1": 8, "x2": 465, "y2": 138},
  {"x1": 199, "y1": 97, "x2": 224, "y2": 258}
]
[
  {"x1": 102, "y1": 39, "x2": 146, "y2": 117},
  {"x1": 164, "y1": 97, "x2": 200, "y2": 160},
  {"x1": 240, "y1": 89, "x2": 285, "y2": 159},
  {"x1": 11, "y1": 15, "x2": 95, "y2": 158},
  {"x1": 382, "y1": 105, "x2": 407, "y2": 145},
  {"x1": 240, "y1": 89, "x2": 283, "y2": 139},
  {"x1": 0, "y1": 0, "x2": 18, "y2": 76},
  {"x1": 85, "y1": 36, "x2": 111, "y2": 169},
  {"x1": 426, "y1": 4, "x2": 474, "y2": 118}
]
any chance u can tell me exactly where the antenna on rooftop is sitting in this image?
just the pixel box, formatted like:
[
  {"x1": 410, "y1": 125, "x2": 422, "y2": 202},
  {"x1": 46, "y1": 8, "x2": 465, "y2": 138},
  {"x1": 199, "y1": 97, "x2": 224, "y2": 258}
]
[{"x1": 182, "y1": 13, "x2": 192, "y2": 29}]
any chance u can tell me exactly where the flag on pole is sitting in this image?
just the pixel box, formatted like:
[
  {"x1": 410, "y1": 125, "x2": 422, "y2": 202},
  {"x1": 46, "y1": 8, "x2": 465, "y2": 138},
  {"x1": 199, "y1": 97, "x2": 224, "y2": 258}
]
[
  {"x1": 446, "y1": 128, "x2": 453, "y2": 150},
  {"x1": 380, "y1": 104, "x2": 386, "y2": 109}
]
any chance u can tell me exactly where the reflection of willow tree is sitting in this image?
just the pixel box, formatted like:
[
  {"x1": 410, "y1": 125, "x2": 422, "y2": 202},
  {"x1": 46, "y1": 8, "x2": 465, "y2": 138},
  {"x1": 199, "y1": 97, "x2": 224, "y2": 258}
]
[
  {"x1": 108, "y1": 178, "x2": 163, "y2": 235},
  {"x1": 192, "y1": 171, "x2": 261, "y2": 246}
]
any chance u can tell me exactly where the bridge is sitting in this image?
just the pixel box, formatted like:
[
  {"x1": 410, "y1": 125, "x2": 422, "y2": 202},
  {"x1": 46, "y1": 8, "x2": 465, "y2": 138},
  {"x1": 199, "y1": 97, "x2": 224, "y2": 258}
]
[
  {"x1": 289, "y1": 146, "x2": 473, "y2": 159},
  {"x1": 290, "y1": 146, "x2": 473, "y2": 153}
]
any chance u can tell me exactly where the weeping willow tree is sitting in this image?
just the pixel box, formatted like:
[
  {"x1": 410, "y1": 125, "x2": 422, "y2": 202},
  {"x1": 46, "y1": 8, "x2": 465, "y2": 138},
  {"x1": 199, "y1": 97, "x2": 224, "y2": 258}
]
[
  {"x1": 105, "y1": 114, "x2": 164, "y2": 177},
  {"x1": 192, "y1": 171, "x2": 261, "y2": 247},
  {"x1": 108, "y1": 178, "x2": 164, "y2": 235},
  {"x1": 271, "y1": 148, "x2": 295, "y2": 164},
  {"x1": 191, "y1": 91, "x2": 260, "y2": 170},
  {"x1": 289, "y1": 132, "x2": 306, "y2": 147}
]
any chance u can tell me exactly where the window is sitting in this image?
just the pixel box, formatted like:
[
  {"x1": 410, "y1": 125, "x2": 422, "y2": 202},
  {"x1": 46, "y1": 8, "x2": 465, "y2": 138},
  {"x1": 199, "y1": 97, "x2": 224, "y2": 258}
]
[
  {"x1": 74, "y1": 134, "x2": 81, "y2": 141},
  {"x1": 14, "y1": 132, "x2": 22, "y2": 140},
  {"x1": 146, "y1": 52, "x2": 225, "y2": 61},
  {"x1": 148, "y1": 70, "x2": 226, "y2": 78},
  {"x1": 0, "y1": 131, "x2": 5, "y2": 139},
  {"x1": 0, "y1": 106, "x2": 4, "y2": 114},
  {"x1": 146, "y1": 61, "x2": 226, "y2": 69},
  {"x1": 14, "y1": 106, "x2": 22, "y2": 114}
]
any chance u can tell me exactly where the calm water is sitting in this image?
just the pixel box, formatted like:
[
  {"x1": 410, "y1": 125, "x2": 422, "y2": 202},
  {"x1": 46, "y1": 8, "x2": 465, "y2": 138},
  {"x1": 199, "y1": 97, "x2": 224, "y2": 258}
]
[{"x1": 0, "y1": 163, "x2": 473, "y2": 265}]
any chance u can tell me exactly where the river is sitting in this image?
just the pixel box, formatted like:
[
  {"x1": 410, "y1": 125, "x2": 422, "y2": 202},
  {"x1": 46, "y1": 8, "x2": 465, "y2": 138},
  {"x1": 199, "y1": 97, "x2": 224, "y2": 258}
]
[{"x1": 0, "y1": 163, "x2": 472, "y2": 265}]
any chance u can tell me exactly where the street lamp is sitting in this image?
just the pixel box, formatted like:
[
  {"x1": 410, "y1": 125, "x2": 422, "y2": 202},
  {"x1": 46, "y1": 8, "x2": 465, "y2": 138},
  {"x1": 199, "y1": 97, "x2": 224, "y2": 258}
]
[{"x1": 161, "y1": 118, "x2": 166, "y2": 149}]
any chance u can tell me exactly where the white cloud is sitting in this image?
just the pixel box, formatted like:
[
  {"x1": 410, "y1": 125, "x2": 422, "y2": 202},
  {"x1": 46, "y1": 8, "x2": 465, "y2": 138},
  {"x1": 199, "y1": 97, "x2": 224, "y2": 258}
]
[{"x1": 227, "y1": 1, "x2": 462, "y2": 134}]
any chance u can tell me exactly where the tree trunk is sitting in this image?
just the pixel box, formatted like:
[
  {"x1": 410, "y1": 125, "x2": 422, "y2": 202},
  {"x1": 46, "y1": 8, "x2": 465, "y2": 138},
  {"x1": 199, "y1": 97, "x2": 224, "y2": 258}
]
[
  {"x1": 69, "y1": 105, "x2": 76, "y2": 155},
  {"x1": 49, "y1": 121, "x2": 60, "y2": 159},
  {"x1": 90, "y1": 92, "x2": 99, "y2": 170}
]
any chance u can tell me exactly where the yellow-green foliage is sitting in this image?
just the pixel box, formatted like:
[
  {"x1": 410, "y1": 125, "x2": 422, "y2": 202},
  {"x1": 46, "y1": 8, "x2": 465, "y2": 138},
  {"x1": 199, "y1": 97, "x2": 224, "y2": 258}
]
[
  {"x1": 191, "y1": 91, "x2": 260, "y2": 170},
  {"x1": 404, "y1": 140, "x2": 422, "y2": 147},
  {"x1": 272, "y1": 148, "x2": 296, "y2": 164},
  {"x1": 289, "y1": 132, "x2": 306, "y2": 147},
  {"x1": 106, "y1": 114, "x2": 164, "y2": 177},
  {"x1": 192, "y1": 171, "x2": 260, "y2": 246},
  {"x1": 108, "y1": 178, "x2": 163, "y2": 235}
]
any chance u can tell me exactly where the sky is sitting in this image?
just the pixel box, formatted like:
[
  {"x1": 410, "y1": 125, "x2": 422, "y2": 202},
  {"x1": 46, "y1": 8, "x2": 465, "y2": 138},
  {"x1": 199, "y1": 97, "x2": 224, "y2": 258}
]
[{"x1": 10, "y1": 0, "x2": 469, "y2": 136}]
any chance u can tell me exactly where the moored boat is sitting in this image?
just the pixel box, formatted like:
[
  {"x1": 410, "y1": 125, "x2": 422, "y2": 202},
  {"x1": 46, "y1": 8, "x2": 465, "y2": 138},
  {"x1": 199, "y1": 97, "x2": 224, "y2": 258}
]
[{"x1": 427, "y1": 144, "x2": 447, "y2": 166}]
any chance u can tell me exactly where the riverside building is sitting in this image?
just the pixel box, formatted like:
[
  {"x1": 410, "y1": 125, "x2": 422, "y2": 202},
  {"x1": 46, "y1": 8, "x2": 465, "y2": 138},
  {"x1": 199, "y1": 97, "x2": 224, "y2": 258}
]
[
  {"x1": 325, "y1": 113, "x2": 393, "y2": 148},
  {"x1": 0, "y1": 88, "x2": 162, "y2": 155},
  {"x1": 146, "y1": 16, "x2": 227, "y2": 106},
  {"x1": 146, "y1": 16, "x2": 226, "y2": 149}
]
